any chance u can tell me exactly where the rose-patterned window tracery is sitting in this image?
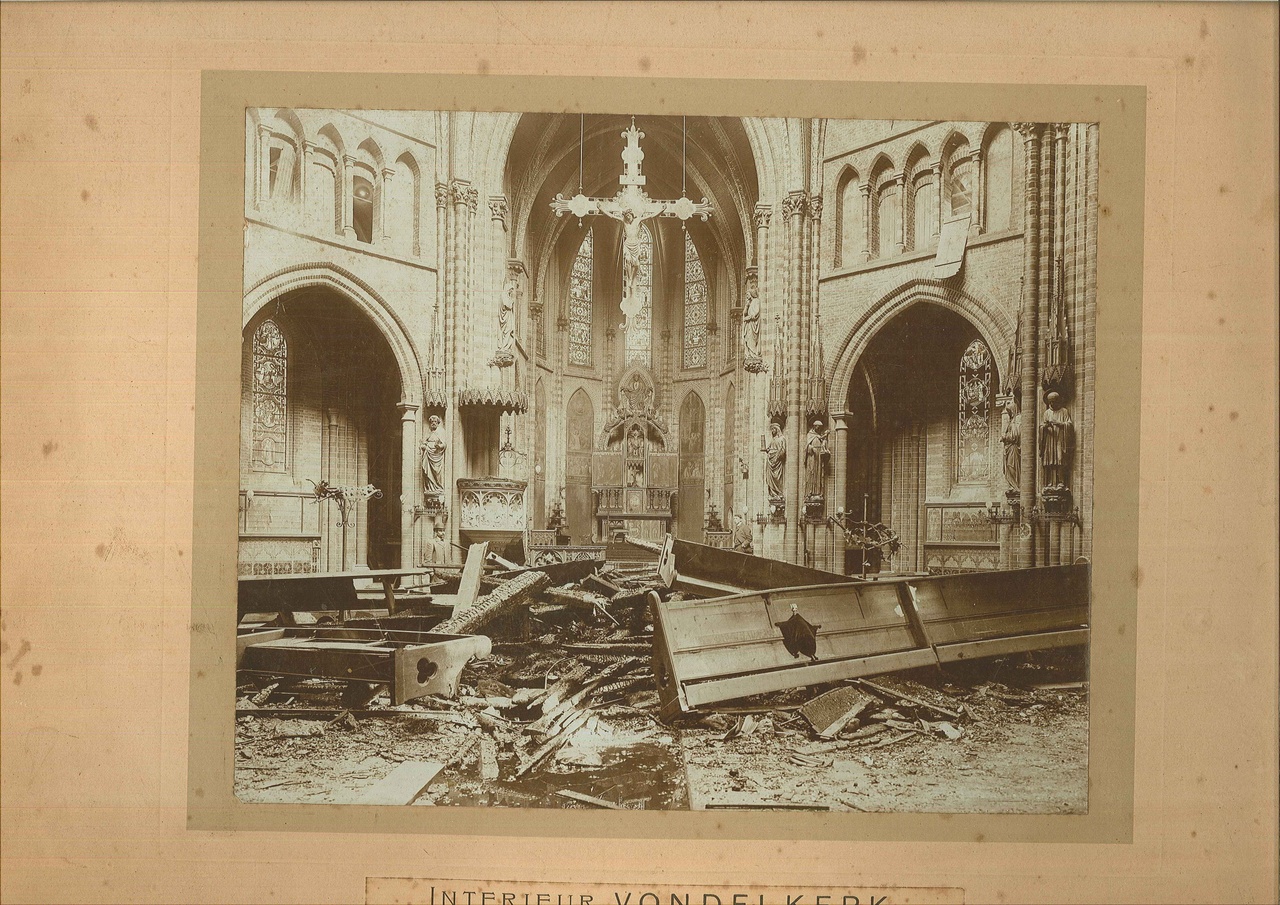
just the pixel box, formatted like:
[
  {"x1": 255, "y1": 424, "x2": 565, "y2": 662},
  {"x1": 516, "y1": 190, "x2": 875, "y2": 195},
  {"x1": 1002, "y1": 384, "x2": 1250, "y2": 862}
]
[
  {"x1": 957, "y1": 338, "x2": 992, "y2": 484},
  {"x1": 251, "y1": 319, "x2": 288, "y2": 473}
]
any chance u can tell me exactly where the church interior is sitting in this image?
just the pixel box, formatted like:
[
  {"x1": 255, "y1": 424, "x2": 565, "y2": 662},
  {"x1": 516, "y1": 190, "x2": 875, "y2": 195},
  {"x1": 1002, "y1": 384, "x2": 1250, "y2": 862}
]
[
  {"x1": 239, "y1": 110, "x2": 1097, "y2": 581},
  {"x1": 234, "y1": 109, "x2": 1097, "y2": 810}
]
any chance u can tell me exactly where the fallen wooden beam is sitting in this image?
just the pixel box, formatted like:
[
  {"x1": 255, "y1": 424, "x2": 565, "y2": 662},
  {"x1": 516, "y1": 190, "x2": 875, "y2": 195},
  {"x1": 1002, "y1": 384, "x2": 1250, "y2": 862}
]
[
  {"x1": 432, "y1": 570, "x2": 552, "y2": 636},
  {"x1": 356, "y1": 760, "x2": 445, "y2": 806},
  {"x1": 852, "y1": 678, "x2": 962, "y2": 721},
  {"x1": 555, "y1": 789, "x2": 626, "y2": 809},
  {"x1": 657, "y1": 534, "x2": 859, "y2": 596},
  {"x1": 235, "y1": 708, "x2": 474, "y2": 726}
]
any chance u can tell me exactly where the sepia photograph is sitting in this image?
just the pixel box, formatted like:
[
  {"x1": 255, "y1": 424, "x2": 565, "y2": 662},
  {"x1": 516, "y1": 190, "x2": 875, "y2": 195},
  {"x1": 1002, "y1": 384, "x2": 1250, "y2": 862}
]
[{"x1": 232, "y1": 107, "x2": 1098, "y2": 813}]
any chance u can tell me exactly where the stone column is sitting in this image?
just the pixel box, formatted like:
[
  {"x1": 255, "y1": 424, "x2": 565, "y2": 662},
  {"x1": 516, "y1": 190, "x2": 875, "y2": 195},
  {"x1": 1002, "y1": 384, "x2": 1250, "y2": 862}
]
[
  {"x1": 380, "y1": 167, "x2": 396, "y2": 245},
  {"x1": 971, "y1": 150, "x2": 985, "y2": 234},
  {"x1": 821, "y1": 411, "x2": 850, "y2": 574},
  {"x1": 255, "y1": 123, "x2": 271, "y2": 210},
  {"x1": 398, "y1": 403, "x2": 419, "y2": 568},
  {"x1": 1014, "y1": 123, "x2": 1042, "y2": 568},
  {"x1": 893, "y1": 174, "x2": 907, "y2": 253},
  {"x1": 603, "y1": 325, "x2": 617, "y2": 421},
  {"x1": 355, "y1": 424, "x2": 370, "y2": 570},
  {"x1": 341, "y1": 154, "x2": 358, "y2": 240},
  {"x1": 781, "y1": 190, "x2": 807, "y2": 562},
  {"x1": 859, "y1": 183, "x2": 872, "y2": 261},
  {"x1": 297, "y1": 140, "x2": 312, "y2": 217},
  {"x1": 931, "y1": 162, "x2": 944, "y2": 237},
  {"x1": 751, "y1": 206, "x2": 772, "y2": 529}
]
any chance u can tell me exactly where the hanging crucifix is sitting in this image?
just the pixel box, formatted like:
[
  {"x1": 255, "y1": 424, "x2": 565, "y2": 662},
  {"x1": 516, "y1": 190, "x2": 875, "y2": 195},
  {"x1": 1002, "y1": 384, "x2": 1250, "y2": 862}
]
[{"x1": 551, "y1": 117, "x2": 713, "y2": 330}]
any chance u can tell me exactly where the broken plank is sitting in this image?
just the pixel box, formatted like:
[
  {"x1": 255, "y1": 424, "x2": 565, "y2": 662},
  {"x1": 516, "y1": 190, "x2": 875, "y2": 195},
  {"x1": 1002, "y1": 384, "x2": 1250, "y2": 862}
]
[
  {"x1": 355, "y1": 761, "x2": 445, "y2": 806},
  {"x1": 235, "y1": 708, "x2": 473, "y2": 726},
  {"x1": 852, "y1": 678, "x2": 962, "y2": 721},
  {"x1": 454, "y1": 543, "x2": 490, "y2": 616},
  {"x1": 479, "y1": 737, "x2": 500, "y2": 781},
  {"x1": 555, "y1": 789, "x2": 627, "y2": 809},
  {"x1": 799, "y1": 687, "x2": 874, "y2": 739},
  {"x1": 516, "y1": 709, "x2": 592, "y2": 777}
]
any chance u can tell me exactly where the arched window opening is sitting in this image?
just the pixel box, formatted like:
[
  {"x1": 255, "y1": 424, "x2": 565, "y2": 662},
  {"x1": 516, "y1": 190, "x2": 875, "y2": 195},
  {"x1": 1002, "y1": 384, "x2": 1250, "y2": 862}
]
[
  {"x1": 353, "y1": 175, "x2": 375, "y2": 244},
  {"x1": 682, "y1": 231, "x2": 707, "y2": 369},
  {"x1": 957, "y1": 338, "x2": 993, "y2": 484},
  {"x1": 268, "y1": 139, "x2": 299, "y2": 203},
  {"x1": 837, "y1": 172, "x2": 862, "y2": 267},
  {"x1": 945, "y1": 139, "x2": 975, "y2": 220},
  {"x1": 251, "y1": 319, "x2": 288, "y2": 474},
  {"x1": 912, "y1": 173, "x2": 936, "y2": 249},
  {"x1": 568, "y1": 228, "x2": 594, "y2": 366},
  {"x1": 875, "y1": 173, "x2": 900, "y2": 259},
  {"x1": 624, "y1": 224, "x2": 654, "y2": 367},
  {"x1": 984, "y1": 125, "x2": 1015, "y2": 232}
]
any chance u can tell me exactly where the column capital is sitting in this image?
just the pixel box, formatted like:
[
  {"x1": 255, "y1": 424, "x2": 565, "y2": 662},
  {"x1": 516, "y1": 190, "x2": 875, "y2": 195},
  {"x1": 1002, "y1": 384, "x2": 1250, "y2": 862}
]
[
  {"x1": 753, "y1": 204, "x2": 773, "y2": 229},
  {"x1": 807, "y1": 194, "x2": 823, "y2": 221},
  {"x1": 781, "y1": 190, "x2": 808, "y2": 219},
  {"x1": 434, "y1": 182, "x2": 449, "y2": 208},
  {"x1": 398, "y1": 402, "x2": 420, "y2": 419},
  {"x1": 1012, "y1": 122, "x2": 1042, "y2": 143},
  {"x1": 382, "y1": 166, "x2": 396, "y2": 181},
  {"x1": 450, "y1": 180, "x2": 478, "y2": 213},
  {"x1": 859, "y1": 181, "x2": 873, "y2": 197},
  {"x1": 489, "y1": 195, "x2": 510, "y2": 225},
  {"x1": 342, "y1": 153, "x2": 359, "y2": 166},
  {"x1": 1052, "y1": 122, "x2": 1071, "y2": 143}
]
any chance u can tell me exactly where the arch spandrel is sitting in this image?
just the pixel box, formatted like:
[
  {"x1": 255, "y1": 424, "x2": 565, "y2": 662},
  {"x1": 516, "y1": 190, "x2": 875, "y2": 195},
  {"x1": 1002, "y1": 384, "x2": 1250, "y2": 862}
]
[
  {"x1": 243, "y1": 263, "x2": 425, "y2": 407},
  {"x1": 828, "y1": 279, "x2": 1015, "y2": 411}
]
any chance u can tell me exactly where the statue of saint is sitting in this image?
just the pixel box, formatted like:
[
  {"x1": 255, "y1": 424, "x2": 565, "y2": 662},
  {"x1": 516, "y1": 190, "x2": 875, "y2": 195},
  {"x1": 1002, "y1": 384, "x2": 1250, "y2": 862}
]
[
  {"x1": 420, "y1": 414, "x2": 447, "y2": 493},
  {"x1": 731, "y1": 512, "x2": 753, "y2": 554},
  {"x1": 765, "y1": 421, "x2": 786, "y2": 499},
  {"x1": 495, "y1": 278, "x2": 517, "y2": 355},
  {"x1": 804, "y1": 420, "x2": 830, "y2": 498},
  {"x1": 1038, "y1": 392, "x2": 1074, "y2": 487},
  {"x1": 1000, "y1": 397, "x2": 1021, "y2": 488},
  {"x1": 742, "y1": 273, "x2": 762, "y2": 364}
]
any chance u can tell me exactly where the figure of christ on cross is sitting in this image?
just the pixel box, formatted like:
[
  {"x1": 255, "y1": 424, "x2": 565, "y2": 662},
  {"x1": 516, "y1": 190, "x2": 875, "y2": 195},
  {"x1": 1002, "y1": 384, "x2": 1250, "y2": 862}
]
[{"x1": 551, "y1": 117, "x2": 713, "y2": 330}]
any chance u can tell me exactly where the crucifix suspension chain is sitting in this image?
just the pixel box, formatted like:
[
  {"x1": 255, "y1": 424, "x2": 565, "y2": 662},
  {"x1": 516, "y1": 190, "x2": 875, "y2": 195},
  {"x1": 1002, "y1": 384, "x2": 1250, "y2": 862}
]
[{"x1": 551, "y1": 118, "x2": 713, "y2": 328}]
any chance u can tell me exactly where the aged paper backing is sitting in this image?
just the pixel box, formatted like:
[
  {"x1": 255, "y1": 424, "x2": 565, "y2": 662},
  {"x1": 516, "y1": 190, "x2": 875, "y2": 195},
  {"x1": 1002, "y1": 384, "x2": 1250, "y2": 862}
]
[{"x1": 1, "y1": 3, "x2": 1276, "y2": 903}]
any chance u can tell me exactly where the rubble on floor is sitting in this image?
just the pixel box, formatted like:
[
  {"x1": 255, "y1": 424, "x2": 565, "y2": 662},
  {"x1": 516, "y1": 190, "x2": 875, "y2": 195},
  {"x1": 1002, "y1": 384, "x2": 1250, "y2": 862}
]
[{"x1": 234, "y1": 554, "x2": 1089, "y2": 812}]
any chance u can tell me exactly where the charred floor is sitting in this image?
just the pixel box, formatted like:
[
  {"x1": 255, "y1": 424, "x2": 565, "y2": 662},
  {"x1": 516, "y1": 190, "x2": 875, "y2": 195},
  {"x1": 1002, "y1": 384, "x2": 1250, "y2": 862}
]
[{"x1": 234, "y1": 539, "x2": 1089, "y2": 812}]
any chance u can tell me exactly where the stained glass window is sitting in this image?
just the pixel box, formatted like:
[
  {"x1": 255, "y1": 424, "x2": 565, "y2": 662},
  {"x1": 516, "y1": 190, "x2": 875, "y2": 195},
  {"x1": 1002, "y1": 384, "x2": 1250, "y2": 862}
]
[
  {"x1": 682, "y1": 231, "x2": 707, "y2": 369},
  {"x1": 624, "y1": 225, "x2": 653, "y2": 367},
  {"x1": 957, "y1": 338, "x2": 992, "y2": 484},
  {"x1": 251, "y1": 319, "x2": 288, "y2": 473},
  {"x1": 568, "y1": 229, "x2": 593, "y2": 366}
]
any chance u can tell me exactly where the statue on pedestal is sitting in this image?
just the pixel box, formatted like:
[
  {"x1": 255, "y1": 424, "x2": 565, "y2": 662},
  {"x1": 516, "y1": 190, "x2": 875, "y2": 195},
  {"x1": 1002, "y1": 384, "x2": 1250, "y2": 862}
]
[
  {"x1": 1000, "y1": 397, "x2": 1021, "y2": 488},
  {"x1": 742, "y1": 271, "x2": 764, "y2": 372},
  {"x1": 765, "y1": 420, "x2": 786, "y2": 500},
  {"x1": 1039, "y1": 392, "x2": 1074, "y2": 488},
  {"x1": 804, "y1": 419, "x2": 830, "y2": 499},
  {"x1": 420, "y1": 414, "x2": 447, "y2": 494}
]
